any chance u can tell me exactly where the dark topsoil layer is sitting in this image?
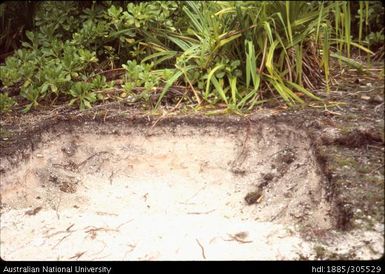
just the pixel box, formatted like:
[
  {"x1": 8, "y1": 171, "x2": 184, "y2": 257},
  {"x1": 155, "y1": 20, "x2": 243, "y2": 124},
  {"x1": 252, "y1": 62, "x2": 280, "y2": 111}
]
[{"x1": 0, "y1": 65, "x2": 384, "y2": 236}]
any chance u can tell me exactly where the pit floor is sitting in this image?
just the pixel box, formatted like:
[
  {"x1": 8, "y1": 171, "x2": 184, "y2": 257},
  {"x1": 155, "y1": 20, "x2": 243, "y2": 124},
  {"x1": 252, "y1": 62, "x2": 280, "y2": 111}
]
[{"x1": 0, "y1": 121, "x2": 383, "y2": 260}]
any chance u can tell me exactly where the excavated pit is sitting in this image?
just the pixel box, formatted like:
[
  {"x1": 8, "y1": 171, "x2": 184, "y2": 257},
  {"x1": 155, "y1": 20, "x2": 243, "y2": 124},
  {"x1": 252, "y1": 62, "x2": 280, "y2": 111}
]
[{"x1": 0, "y1": 117, "x2": 334, "y2": 260}]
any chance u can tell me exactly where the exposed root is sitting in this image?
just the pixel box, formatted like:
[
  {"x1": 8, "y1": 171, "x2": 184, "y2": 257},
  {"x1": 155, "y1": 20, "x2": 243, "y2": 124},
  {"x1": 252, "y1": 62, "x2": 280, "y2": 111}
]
[
  {"x1": 24, "y1": 206, "x2": 42, "y2": 216},
  {"x1": 84, "y1": 226, "x2": 119, "y2": 240},
  {"x1": 225, "y1": 232, "x2": 253, "y2": 244},
  {"x1": 69, "y1": 251, "x2": 86, "y2": 260},
  {"x1": 195, "y1": 239, "x2": 206, "y2": 259},
  {"x1": 52, "y1": 233, "x2": 73, "y2": 250},
  {"x1": 231, "y1": 118, "x2": 251, "y2": 171},
  {"x1": 187, "y1": 209, "x2": 215, "y2": 215},
  {"x1": 77, "y1": 151, "x2": 110, "y2": 169}
]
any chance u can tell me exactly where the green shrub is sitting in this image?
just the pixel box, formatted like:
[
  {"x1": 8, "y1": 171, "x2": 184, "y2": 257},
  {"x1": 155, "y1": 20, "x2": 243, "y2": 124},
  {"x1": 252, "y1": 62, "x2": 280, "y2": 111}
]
[{"x1": 0, "y1": 93, "x2": 16, "y2": 113}]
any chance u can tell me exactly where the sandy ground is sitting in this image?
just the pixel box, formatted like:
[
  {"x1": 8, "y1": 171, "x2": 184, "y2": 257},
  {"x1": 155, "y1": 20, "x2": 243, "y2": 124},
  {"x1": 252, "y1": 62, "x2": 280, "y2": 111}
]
[
  {"x1": 0, "y1": 121, "x2": 383, "y2": 260},
  {"x1": 1, "y1": 200, "x2": 314, "y2": 260}
]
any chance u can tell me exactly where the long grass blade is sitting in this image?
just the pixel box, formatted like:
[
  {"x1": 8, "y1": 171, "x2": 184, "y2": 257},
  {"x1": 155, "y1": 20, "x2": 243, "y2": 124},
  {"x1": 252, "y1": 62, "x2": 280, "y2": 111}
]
[
  {"x1": 211, "y1": 76, "x2": 228, "y2": 104},
  {"x1": 285, "y1": 1, "x2": 293, "y2": 45},
  {"x1": 285, "y1": 80, "x2": 321, "y2": 101},
  {"x1": 358, "y1": 1, "x2": 364, "y2": 45},
  {"x1": 141, "y1": 51, "x2": 177, "y2": 66},
  {"x1": 330, "y1": 52, "x2": 364, "y2": 71},
  {"x1": 155, "y1": 69, "x2": 183, "y2": 108},
  {"x1": 229, "y1": 76, "x2": 237, "y2": 104},
  {"x1": 322, "y1": 24, "x2": 330, "y2": 94},
  {"x1": 330, "y1": 39, "x2": 374, "y2": 55},
  {"x1": 205, "y1": 64, "x2": 225, "y2": 99}
]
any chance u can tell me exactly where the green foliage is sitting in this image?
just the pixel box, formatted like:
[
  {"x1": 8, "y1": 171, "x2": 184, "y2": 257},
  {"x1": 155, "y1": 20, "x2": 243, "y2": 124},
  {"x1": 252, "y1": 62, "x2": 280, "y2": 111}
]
[
  {"x1": 366, "y1": 31, "x2": 384, "y2": 49},
  {"x1": 69, "y1": 82, "x2": 96, "y2": 110},
  {"x1": 0, "y1": 40, "x2": 99, "y2": 112},
  {"x1": 68, "y1": 74, "x2": 112, "y2": 110},
  {"x1": 122, "y1": 60, "x2": 177, "y2": 104},
  {"x1": 123, "y1": 61, "x2": 156, "y2": 90},
  {"x1": 0, "y1": 93, "x2": 16, "y2": 113},
  {"x1": 0, "y1": 1, "x2": 372, "y2": 113},
  {"x1": 34, "y1": 2, "x2": 82, "y2": 41},
  {"x1": 348, "y1": 1, "x2": 384, "y2": 60}
]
